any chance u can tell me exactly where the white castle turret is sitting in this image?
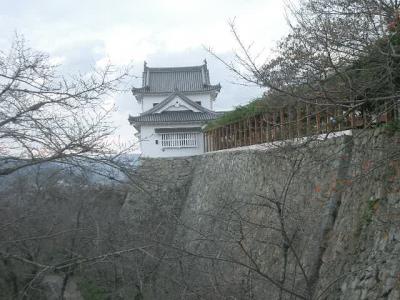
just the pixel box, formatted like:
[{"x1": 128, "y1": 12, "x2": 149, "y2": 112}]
[{"x1": 129, "y1": 60, "x2": 221, "y2": 158}]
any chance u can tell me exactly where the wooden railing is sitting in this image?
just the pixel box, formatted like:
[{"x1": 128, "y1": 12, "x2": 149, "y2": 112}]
[{"x1": 204, "y1": 101, "x2": 399, "y2": 152}]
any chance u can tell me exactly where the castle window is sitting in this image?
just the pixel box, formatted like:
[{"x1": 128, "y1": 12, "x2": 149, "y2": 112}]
[
  {"x1": 195, "y1": 101, "x2": 201, "y2": 106},
  {"x1": 161, "y1": 132, "x2": 197, "y2": 148},
  {"x1": 153, "y1": 103, "x2": 159, "y2": 107}
]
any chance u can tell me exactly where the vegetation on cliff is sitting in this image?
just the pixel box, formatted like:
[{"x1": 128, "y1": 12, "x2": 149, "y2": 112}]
[{"x1": 209, "y1": 0, "x2": 400, "y2": 128}]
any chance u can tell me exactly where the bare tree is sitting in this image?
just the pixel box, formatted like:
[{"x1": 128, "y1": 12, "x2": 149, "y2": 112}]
[
  {"x1": 0, "y1": 36, "x2": 156, "y2": 299},
  {"x1": 209, "y1": 0, "x2": 400, "y2": 113},
  {"x1": 0, "y1": 164, "x2": 158, "y2": 299},
  {"x1": 0, "y1": 36, "x2": 133, "y2": 177}
]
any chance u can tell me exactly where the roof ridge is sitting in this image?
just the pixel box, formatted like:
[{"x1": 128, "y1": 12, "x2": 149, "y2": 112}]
[
  {"x1": 146, "y1": 65, "x2": 205, "y2": 72},
  {"x1": 140, "y1": 111, "x2": 218, "y2": 115}
]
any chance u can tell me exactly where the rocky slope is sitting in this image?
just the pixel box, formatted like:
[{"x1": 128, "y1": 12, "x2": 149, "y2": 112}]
[{"x1": 123, "y1": 129, "x2": 400, "y2": 299}]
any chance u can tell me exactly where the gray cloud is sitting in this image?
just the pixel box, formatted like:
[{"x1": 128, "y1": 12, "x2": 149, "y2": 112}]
[{"x1": 0, "y1": 0, "x2": 286, "y2": 144}]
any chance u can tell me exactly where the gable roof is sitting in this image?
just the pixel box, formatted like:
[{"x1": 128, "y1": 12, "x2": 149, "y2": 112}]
[
  {"x1": 142, "y1": 92, "x2": 214, "y2": 116},
  {"x1": 132, "y1": 61, "x2": 221, "y2": 95}
]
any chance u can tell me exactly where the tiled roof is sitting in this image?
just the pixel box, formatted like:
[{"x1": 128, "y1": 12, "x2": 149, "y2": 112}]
[
  {"x1": 154, "y1": 127, "x2": 202, "y2": 133},
  {"x1": 132, "y1": 62, "x2": 221, "y2": 94},
  {"x1": 129, "y1": 111, "x2": 222, "y2": 125}
]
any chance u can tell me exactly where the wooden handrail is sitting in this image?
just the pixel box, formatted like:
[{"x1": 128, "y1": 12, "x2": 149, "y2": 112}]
[{"x1": 204, "y1": 101, "x2": 398, "y2": 152}]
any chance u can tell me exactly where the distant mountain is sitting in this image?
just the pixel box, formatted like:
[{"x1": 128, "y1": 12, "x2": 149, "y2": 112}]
[{"x1": 0, "y1": 153, "x2": 142, "y2": 187}]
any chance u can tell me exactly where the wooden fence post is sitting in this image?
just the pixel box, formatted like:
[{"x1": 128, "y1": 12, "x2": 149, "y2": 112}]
[
  {"x1": 350, "y1": 108, "x2": 355, "y2": 128},
  {"x1": 336, "y1": 107, "x2": 341, "y2": 131},
  {"x1": 231, "y1": 124, "x2": 234, "y2": 148},
  {"x1": 280, "y1": 109, "x2": 285, "y2": 140},
  {"x1": 296, "y1": 107, "x2": 301, "y2": 138},
  {"x1": 225, "y1": 125, "x2": 228, "y2": 149},
  {"x1": 272, "y1": 112, "x2": 277, "y2": 141},
  {"x1": 218, "y1": 127, "x2": 222, "y2": 150},
  {"x1": 204, "y1": 132, "x2": 208, "y2": 152},
  {"x1": 247, "y1": 118, "x2": 251, "y2": 145},
  {"x1": 210, "y1": 130, "x2": 213, "y2": 152},
  {"x1": 385, "y1": 101, "x2": 389, "y2": 123},
  {"x1": 209, "y1": 131, "x2": 212, "y2": 151},
  {"x1": 208, "y1": 130, "x2": 211, "y2": 152},
  {"x1": 265, "y1": 113, "x2": 270, "y2": 142},
  {"x1": 262, "y1": 114, "x2": 266, "y2": 143},
  {"x1": 213, "y1": 129, "x2": 216, "y2": 151},
  {"x1": 222, "y1": 126, "x2": 225, "y2": 149},
  {"x1": 219, "y1": 127, "x2": 223, "y2": 150},
  {"x1": 208, "y1": 131, "x2": 211, "y2": 152},
  {"x1": 214, "y1": 128, "x2": 218, "y2": 150},
  {"x1": 225, "y1": 125, "x2": 229, "y2": 148},
  {"x1": 244, "y1": 120, "x2": 247, "y2": 146},
  {"x1": 230, "y1": 123, "x2": 234, "y2": 148},
  {"x1": 241, "y1": 120, "x2": 244, "y2": 146},
  {"x1": 326, "y1": 108, "x2": 330, "y2": 133},
  {"x1": 306, "y1": 104, "x2": 311, "y2": 135},
  {"x1": 259, "y1": 115, "x2": 264, "y2": 143},
  {"x1": 222, "y1": 126, "x2": 226, "y2": 149},
  {"x1": 362, "y1": 105, "x2": 368, "y2": 128},
  {"x1": 234, "y1": 122, "x2": 238, "y2": 147},
  {"x1": 238, "y1": 121, "x2": 242, "y2": 147},
  {"x1": 203, "y1": 132, "x2": 206, "y2": 152},
  {"x1": 288, "y1": 106, "x2": 292, "y2": 139},
  {"x1": 254, "y1": 116, "x2": 258, "y2": 144},
  {"x1": 216, "y1": 128, "x2": 219, "y2": 150}
]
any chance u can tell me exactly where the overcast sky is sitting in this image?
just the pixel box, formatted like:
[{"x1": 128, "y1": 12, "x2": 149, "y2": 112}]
[{"x1": 0, "y1": 0, "x2": 289, "y2": 146}]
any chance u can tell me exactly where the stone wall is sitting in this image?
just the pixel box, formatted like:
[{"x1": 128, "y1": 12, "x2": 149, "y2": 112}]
[{"x1": 123, "y1": 129, "x2": 400, "y2": 299}]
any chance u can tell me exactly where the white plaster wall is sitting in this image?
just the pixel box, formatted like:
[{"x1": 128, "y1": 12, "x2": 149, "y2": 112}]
[
  {"x1": 184, "y1": 94, "x2": 213, "y2": 110},
  {"x1": 141, "y1": 93, "x2": 213, "y2": 112},
  {"x1": 142, "y1": 95, "x2": 168, "y2": 112},
  {"x1": 164, "y1": 104, "x2": 195, "y2": 111},
  {"x1": 139, "y1": 124, "x2": 205, "y2": 158},
  {"x1": 160, "y1": 96, "x2": 201, "y2": 112}
]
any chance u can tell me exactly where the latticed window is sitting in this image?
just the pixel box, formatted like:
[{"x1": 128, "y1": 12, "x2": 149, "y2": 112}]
[{"x1": 161, "y1": 132, "x2": 198, "y2": 148}]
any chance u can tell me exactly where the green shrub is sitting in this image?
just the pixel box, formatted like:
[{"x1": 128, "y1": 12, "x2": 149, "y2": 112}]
[{"x1": 207, "y1": 98, "x2": 268, "y2": 129}]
